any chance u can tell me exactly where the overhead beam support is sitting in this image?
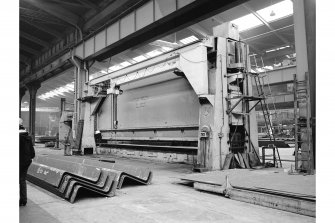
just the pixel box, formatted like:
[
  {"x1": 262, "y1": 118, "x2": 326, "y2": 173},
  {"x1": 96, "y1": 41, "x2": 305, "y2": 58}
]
[
  {"x1": 21, "y1": 0, "x2": 247, "y2": 87},
  {"x1": 149, "y1": 40, "x2": 180, "y2": 49},
  {"x1": 243, "y1": 3, "x2": 292, "y2": 47},
  {"x1": 24, "y1": 0, "x2": 81, "y2": 27},
  {"x1": 26, "y1": 81, "x2": 41, "y2": 144},
  {"x1": 76, "y1": 0, "x2": 100, "y2": 12},
  {"x1": 20, "y1": 6, "x2": 68, "y2": 26},
  {"x1": 21, "y1": 45, "x2": 40, "y2": 56},
  {"x1": 22, "y1": 19, "x2": 63, "y2": 38},
  {"x1": 188, "y1": 23, "x2": 211, "y2": 38},
  {"x1": 20, "y1": 31, "x2": 50, "y2": 48},
  {"x1": 242, "y1": 24, "x2": 294, "y2": 42},
  {"x1": 85, "y1": 0, "x2": 247, "y2": 61},
  {"x1": 83, "y1": 0, "x2": 144, "y2": 31},
  {"x1": 48, "y1": 0, "x2": 91, "y2": 9},
  {"x1": 20, "y1": 54, "x2": 32, "y2": 65}
]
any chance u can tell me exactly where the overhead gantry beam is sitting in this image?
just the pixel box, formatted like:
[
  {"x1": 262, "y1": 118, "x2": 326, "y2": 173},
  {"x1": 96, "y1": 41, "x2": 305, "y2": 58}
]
[
  {"x1": 20, "y1": 31, "x2": 50, "y2": 48},
  {"x1": 83, "y1": 0, "x2": 145, "y2": 31},
  {"x1": 21, "y1": 0, "x2": 247, "y2": 87},
  {"x1": 21, "y1": 45, "x2": 40, "y2": 56}
]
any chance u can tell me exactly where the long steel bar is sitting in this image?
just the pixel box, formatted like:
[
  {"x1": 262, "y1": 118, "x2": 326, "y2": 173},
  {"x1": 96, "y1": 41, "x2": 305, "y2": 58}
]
[{"x1": 89, "y1": 41, "x2": 205, "y2": 85}]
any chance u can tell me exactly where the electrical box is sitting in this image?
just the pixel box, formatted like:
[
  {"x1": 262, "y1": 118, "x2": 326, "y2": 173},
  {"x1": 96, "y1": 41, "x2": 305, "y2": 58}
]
[{"x1": 200, "y1": 131, "x2": 209, "y2": 138}]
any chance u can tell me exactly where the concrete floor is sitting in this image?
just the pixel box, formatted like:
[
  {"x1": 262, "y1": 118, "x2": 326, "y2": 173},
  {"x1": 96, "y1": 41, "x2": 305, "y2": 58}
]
[{"x1": 20, "y1": 145, "x2": 315, "y2": 223}]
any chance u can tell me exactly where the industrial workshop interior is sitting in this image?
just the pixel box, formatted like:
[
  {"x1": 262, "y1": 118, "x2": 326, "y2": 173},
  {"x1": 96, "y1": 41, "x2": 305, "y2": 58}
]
[{"x1": 5, "y1": 0, "x2": 324, "y2": 222}]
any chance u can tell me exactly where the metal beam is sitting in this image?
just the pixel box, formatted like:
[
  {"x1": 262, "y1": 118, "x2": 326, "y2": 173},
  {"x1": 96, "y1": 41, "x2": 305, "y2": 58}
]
[
  {"x1": 92, "y1": 0, "x2": 247, "y2": 61},
  {"x1": 188, "y1": 23, "x2": 211, "y2": 38},
  {"x1": 76, "y1": 0, "x2": 100, "y2": 12},
  {"x1": 24, "y1": 0, "x2": 81, "y2": 27},
  {"x1": 20, "y1": 31, "x2": 50, "y2": 48},
  {"x1": 90, "y1": 41, "x2": 207, "y2": 85},
  {"x1": 20, "y1": 51, "x2": 73, "y2": 87},
  {"x1": 22, "y1": 19, "x2": 63, "y2": 38},
  {"x1": 20, "y1": 7, "x2": 68, "y2": 26},
  {"x1": 149, "y1": 40, "x2": 180, "y2": 49},
  {"x1": 48, "y1": 0, "x2": 90, "y2": 9},
  {"x1": 243, "y1": 3, "x2": 291, "y2": 46},
  {"x1": 20, "y1": 54, "x2": 32, "y2": 65},
  {"x1": 22, "y1": 0, "x2": 247, "y2": 87},
  {"x1": 83, "y1": 0, "x2": 144, "y2": 31},
  {"x1": 242, "y1": 24, "x2": 294, "y2": 42},
  {"x1": 21, "y1": 45, "x2": 40, "y2": 56},
  {"x1": 239, "y1": 33, "x2": 263, "y2": 55}
]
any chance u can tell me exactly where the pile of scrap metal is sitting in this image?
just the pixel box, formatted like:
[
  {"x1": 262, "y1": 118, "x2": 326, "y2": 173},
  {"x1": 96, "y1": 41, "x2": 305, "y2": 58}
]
[
  {"x1": 35, "y1": 135, "x2": 57, "y2": 143},
  {"x1": 27, "y1": 155, "x2": 153, "y2": 203}
]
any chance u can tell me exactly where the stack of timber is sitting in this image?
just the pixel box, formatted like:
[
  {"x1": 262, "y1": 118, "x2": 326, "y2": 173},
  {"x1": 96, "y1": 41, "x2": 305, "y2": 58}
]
[
  {"x1": 27, "y1": 155, "x2": 153, "y2": 203},
  {"x1": 180, "y1": 169, "x2": 315, "y2": 217}
]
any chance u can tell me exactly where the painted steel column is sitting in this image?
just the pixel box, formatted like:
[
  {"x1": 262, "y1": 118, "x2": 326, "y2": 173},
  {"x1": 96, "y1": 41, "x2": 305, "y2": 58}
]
[
  {"x1": 26, "y1": 82, "x2": 41, "y2": 144},
  {"x1": 60, "y1": 98, "x2": 66, "y2": 118},
  {"x1": 72, "y1": 58, "x2": 86, "y2": 135},
  {"x1": 293, "y1": 0, "x2": 309, "y2": 82},
  {"x1": 73, "y1": 67, "x2": 78, "y2": 134},
  {"x1": 19, "y1": 88, "x2": 26, "y2": 118},
  {"x1": 293, "y1": 0, "x2": 315, "y2": 170},
  {"x1": 74, "y1": 64, "x2": 87, "y2": 153},
  {"x1": 81, "y1": 65, "x2": 97, "y2": 152},
  {"x1": 303, "y1": 0, "x2": 316, "y2": 168}
]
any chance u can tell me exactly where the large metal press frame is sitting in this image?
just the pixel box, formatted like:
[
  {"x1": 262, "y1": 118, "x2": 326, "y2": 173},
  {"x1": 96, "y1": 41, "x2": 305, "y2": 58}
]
[{"x1": 76, "y1": 23, "x2": 259, "y2": 170}]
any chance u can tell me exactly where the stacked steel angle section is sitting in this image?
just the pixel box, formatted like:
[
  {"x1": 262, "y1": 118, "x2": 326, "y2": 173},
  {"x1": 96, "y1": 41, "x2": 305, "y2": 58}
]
[{"x1": 27, "y1": 155, "x2": 153, "y2": 203}]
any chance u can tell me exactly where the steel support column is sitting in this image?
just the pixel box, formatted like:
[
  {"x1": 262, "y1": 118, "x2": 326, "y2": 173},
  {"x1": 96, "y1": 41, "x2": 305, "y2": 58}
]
[
  {"x1": 26, "y1": 82, "x2": 41, "y2": 144},
  {"x1": 19, "y1": 88, "x2": 26, "y2": 118},
  {"x1": 303, "y1": 0, "x2": 316, "y2": 168},
  {"x1": 293, "y1": 0, "x2": 309, "y2": 82},
  {"x1": 293, "y1": 0, "x2": 315, "y2": 170}
]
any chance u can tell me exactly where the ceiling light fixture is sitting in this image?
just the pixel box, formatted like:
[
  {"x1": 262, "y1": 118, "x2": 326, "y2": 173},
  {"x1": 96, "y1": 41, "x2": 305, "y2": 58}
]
[
  {"x1": 270, "y1": 10, "x2": 276, "y2": 17},
  {"x1": 120, "y1": 61, "x2": 132, "y2": 67},
  {"x1": 38, "y1": 82, "x2": 74, "y2": 100},
  {"x1": 133, "y1": 55, "x2": 147, "y2": 62},
  {"x1": 180, "y1": 35, "x2": 199, "y2": 44},
  {"x1": 161, "y1": 46, "x2": 173, "y2": 52},
  {"x1": 146, "y1": 50, "x2": 163, "y2": 57}
]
